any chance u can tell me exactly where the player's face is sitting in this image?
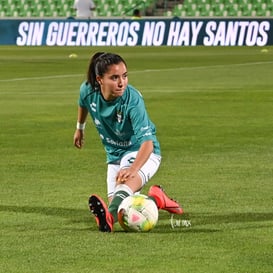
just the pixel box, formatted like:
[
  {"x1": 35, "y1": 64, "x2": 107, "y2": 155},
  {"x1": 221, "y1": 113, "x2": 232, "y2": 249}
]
[{"x1": 97, "y1": 62, "x2": 128, "y2": 101}]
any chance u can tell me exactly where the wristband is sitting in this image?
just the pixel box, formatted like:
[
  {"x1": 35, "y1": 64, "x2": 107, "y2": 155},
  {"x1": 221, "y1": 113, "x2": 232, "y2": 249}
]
[{"x1": 76, "y1": 121, "x2": 86, "y2": 130}]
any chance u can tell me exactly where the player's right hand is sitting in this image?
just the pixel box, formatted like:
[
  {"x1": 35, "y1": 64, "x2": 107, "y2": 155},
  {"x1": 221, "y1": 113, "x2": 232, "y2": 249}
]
[{"x1": 73, "y1": 130, "x2": 84, "y2": 149}]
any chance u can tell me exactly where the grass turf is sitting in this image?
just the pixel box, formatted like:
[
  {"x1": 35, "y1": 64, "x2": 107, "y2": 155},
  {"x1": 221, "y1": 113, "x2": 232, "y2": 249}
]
[{"x1": 0, "y1": 46, "x2": 273, "y2": 273}]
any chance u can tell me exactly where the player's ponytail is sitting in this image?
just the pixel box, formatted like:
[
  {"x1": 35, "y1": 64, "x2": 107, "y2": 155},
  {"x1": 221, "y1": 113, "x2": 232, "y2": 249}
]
[{"x1": 87, "y1": 52, "x2": 105, "y2": 90}]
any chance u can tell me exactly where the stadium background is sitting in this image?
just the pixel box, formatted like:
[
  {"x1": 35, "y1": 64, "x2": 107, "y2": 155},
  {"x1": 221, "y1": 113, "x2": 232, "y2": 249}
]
[
  {"x1": 1, "y1": 0, "x2": 273, "y2": 46},
  {"x1": 1, "y1": 1, "x2": 273, "y2": 273},
  {"x1": 0, "y1": 0, "x2": 273, "y2": 18}
]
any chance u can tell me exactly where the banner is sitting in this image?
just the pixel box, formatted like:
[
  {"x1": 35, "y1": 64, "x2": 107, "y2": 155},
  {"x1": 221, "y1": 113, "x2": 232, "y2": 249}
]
[{"x1": 0, "y1": 18, "x2": 272, "y2": 46}]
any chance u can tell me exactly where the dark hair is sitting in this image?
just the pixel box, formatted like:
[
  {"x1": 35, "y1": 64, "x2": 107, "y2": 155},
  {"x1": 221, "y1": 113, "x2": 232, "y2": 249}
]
[
  {"x1": 87, "y1": 52, "x2": 127, "y2": 90},
  {"x1": 133, "y1": 9, "x2": 140, "y2": 16}
]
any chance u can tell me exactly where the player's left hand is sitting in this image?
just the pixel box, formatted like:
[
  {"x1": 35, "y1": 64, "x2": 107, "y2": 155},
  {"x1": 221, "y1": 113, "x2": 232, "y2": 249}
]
[{"x1": 116, "y1": 167, "x2": 137, "y2": 183}]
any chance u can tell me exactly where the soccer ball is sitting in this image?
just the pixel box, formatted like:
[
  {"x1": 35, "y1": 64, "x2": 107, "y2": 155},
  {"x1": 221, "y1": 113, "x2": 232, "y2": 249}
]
[{"x1": 118, "y1": 194, "x2": 158, "y2": 232}]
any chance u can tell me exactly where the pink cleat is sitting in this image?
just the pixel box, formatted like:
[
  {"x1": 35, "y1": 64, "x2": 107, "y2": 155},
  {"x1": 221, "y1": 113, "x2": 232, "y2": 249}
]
[
  {"x1": 148, "y1": 185, "x2": 183, "y2": 215},
  {"x1": 88, "y1": 194, "x2": 114, "y2": 232}
]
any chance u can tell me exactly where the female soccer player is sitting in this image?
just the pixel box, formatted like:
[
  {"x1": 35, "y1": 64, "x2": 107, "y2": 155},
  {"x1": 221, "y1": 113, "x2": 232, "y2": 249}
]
[{"x1": 73, "y1": 52, "x2": 183, "y2": 232}]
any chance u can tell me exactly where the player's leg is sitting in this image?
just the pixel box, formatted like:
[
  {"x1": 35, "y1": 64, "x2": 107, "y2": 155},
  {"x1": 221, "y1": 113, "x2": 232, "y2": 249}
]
[
  {"x1": 148, "y1": 185, "x2": 184, "y2": 215},
  {"x1": 88, "y1": 171, "x2": 141, "y2": 232},
  {"x1": 121, "y1": 153, "x2": 183, "y2": 214},
  {"x1": 107, "y1": 152, "x2": 161, "y2": 223},
  {"x1": 89, "y1": 152, "x2": 159, "y2": 232},
  {"x1": 89, "y1": 152, "x2": 183, "y2": 232},
  {"x1": 106, "y1": 163, "x2": 120, "y2": 203},
  {"x1": 88, "y1": 163, "x2": 118, "y2": 232}
]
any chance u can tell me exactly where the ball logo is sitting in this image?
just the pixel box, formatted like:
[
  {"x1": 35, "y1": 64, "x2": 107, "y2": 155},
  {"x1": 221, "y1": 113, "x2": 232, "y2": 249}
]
[{"x1": 132, "y1": 213, "x2": 141, "y2": 223}]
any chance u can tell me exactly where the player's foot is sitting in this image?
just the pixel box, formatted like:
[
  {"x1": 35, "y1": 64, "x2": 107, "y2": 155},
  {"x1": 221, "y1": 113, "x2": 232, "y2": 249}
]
[
  {"x1": 88, "y1": 194, "x2": 114, "y2": 232},
  {"x1": 148, "y1": 185, "x2": 183, "y2": 215}
]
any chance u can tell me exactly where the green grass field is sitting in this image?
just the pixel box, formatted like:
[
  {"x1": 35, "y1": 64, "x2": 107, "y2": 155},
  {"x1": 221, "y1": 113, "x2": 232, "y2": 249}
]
[{"x1": 1, "y1": 46, "x2": 273, "y2": 273}]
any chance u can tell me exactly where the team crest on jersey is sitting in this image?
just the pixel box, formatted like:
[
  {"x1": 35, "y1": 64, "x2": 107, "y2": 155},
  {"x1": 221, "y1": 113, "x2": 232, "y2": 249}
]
[{"x1": 116, "y1": 111, "x2": 123, "y2": 123}]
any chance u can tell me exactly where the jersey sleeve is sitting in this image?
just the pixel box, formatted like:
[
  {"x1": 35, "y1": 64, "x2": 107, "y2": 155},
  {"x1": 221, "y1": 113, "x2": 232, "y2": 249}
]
[
  {"x1": 129, "y1": 91, "x2": 157, "y2": 144},
  {"x1": 78, "y1": 82, "x2": 90, "y2": 108}
]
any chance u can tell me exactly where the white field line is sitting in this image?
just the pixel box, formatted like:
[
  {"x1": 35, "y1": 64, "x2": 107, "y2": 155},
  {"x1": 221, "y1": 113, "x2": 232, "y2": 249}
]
[{"x1": 0, "y1": 61, "x2": 272, "y2": 83}]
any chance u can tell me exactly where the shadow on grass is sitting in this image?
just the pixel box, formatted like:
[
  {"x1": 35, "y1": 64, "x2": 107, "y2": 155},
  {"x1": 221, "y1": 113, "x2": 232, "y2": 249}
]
[
  {"x1": 158, "y1": 211, "x2": 273, "y2": 233},
  {"x1": 1, "y1": 205, "x2": 273, "y2": 233},
  {"x1": 160, "y1": 211, "x2": 273, "y2": 224},
  {"x1": 0, "y1": 204, "x2": 90, "y2": 223}
]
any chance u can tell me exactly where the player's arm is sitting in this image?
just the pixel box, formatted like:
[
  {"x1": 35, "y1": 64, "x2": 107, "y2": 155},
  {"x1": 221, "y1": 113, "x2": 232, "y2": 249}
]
[
  {"x1": 117, "y1": 90, "x2": 155, "y2": 182},
  {"x1": 73, "y1": 106, "x2": 88, "y2": 149},
  {"x1": 117, "y1": 140, "x2": 153, "y2": 183},
  {"x1": 130, "y1": 140, "x2": 153, "y2": 172}
]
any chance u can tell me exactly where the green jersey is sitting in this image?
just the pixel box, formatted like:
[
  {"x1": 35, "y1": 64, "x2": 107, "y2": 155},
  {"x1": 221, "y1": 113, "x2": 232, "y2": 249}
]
[{"x1": 78, "y1": 82, "x2": 161, "y2": 163}]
